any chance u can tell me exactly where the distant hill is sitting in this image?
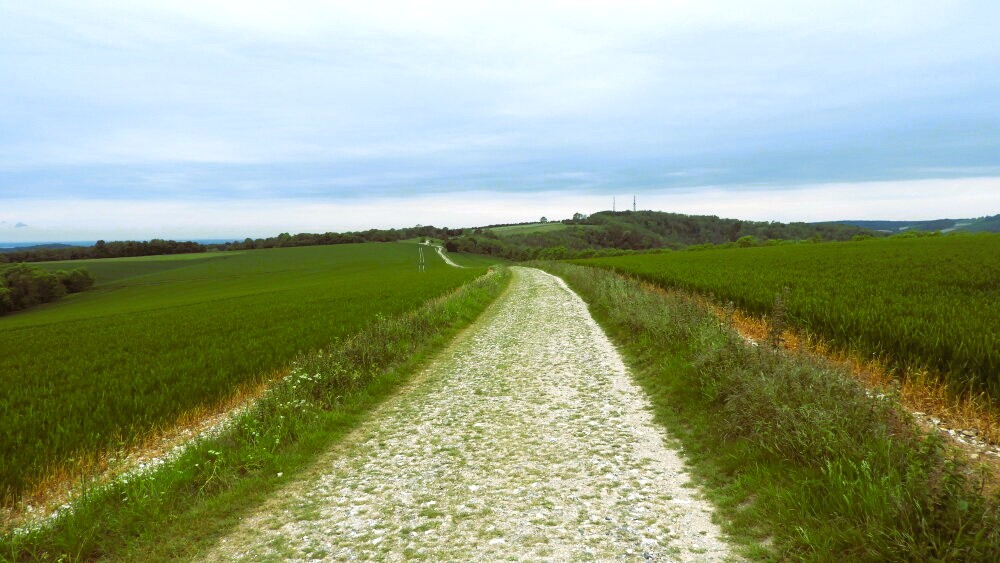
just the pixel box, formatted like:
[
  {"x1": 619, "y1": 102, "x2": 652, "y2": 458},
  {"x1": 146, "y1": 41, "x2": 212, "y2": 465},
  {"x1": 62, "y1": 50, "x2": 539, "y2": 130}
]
[
  {"x1": 822, "y1": 214, "x2": 1000, "y2": 234},
  {"x1": 453, "y1": 210, "x2": 878, "y2": 260},
  {"x1": 0, "y1": 239, "x2": 207, "y2": 263},
  {"x1": 0, "y1": 243, "x2": 84, "y2": 254}
]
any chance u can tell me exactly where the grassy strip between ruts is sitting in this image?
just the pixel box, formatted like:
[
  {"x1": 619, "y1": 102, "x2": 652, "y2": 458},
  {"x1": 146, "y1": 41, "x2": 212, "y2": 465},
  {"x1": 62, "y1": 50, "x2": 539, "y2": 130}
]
[
  {"x1": 1, "y1": 267, "x2": 510, "y2": 562},
  {"x1": 535, "y1": 261, "x2": 1000, "y2": 561}
]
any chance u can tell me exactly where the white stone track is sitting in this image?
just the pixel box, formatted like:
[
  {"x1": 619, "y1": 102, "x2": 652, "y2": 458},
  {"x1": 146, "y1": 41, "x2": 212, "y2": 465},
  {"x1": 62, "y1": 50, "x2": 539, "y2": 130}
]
[
  {"x1": 207, "y1": 267, "x2": 732, "y2": 561},
  {"x1": 423, "y1": 242, "x2": 464, "y2": 268}
]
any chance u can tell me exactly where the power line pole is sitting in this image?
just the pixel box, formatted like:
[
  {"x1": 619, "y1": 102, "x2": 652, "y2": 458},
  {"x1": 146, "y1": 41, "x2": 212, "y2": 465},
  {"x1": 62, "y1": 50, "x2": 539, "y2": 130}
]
[
  {"x1": 613, "y1": 196, "x2": 616, "y2": 212},
  {"x1": 633, "y1": 195, "x2": 636, "y2": 212}
]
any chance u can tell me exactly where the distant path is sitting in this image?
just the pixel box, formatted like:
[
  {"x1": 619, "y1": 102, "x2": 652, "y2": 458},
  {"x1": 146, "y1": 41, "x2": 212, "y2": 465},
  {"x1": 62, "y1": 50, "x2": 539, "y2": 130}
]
[
  {"x1": 208, "y1": 267, "x2": 731, "y2": 561},
  {"x1": 421, "y1": 241, "x2": 465, "y2": 268}
]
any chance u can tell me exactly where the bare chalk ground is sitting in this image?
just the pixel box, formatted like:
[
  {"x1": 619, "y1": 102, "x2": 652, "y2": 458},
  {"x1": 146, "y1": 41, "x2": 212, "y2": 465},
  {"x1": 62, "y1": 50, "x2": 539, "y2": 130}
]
[{"x1": 207, "y1": 267, "x2": 732, "y2": 561}]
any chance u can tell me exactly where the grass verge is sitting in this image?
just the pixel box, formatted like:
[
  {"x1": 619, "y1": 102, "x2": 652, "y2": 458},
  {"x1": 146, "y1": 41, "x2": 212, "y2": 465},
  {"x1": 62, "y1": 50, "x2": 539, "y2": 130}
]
[
  {"x1": 535, "y1": 261, "x2": 1000, "y2": 561},
  {"x1": 1, "y1": 267, "x2": 509, "y2": 561},
  {"x1": 718, "y1": 304, "x2": 1000, "y2": 459}
]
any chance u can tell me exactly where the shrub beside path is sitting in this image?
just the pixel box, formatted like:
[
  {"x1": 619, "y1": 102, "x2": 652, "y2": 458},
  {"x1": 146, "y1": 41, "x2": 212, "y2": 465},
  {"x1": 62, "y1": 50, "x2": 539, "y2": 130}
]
[{"x1": 207, "y1": 267, "x2": 731, "y2": 561}]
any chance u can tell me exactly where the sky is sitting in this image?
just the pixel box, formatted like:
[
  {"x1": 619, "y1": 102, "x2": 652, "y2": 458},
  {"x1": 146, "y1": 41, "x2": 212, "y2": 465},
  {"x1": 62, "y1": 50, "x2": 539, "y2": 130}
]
[{"x1": 2, "y1": 1, "x2": 999, "y2": 242}]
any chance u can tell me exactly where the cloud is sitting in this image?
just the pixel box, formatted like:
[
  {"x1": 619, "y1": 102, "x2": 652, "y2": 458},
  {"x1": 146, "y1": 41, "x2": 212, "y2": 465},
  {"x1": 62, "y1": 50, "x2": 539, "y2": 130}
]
[
  {"x1": 0, "y1": 1, "x2": 998, "y2": 241},
  {"x1": 1, "y1": 1, "x2": 998, "y2": 172},
  {"x1": 14, "y1": 222, "x2": 28, "y2": 228}
]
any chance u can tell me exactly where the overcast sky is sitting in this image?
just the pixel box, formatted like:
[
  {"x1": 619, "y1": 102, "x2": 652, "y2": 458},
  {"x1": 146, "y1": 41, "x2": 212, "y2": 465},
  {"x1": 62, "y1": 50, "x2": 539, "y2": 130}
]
[{"x1": 2, "y1": 1, "x2": 999, "y2": 241}]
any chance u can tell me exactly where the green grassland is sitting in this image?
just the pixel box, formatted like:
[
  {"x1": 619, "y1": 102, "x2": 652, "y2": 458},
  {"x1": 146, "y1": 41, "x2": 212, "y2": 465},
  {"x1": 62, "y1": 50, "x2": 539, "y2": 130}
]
[
  {"x1": 487, "y1": 222, "x2": 570, "y2": 237},
  {"x1": 573, "y1": 235, "x2": 1000, "y2": 395},
  {"x1": 31, "y1": 252, "x2": 232, "y2": 285},
  {"x1": 1, "y1": 243, "x2": 488, "y2": 502}
]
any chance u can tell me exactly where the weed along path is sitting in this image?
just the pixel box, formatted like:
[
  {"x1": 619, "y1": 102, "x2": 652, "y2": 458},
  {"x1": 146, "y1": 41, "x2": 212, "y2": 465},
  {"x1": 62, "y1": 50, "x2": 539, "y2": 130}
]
[{"x1": 208, "y1": 267, "x2": 730, "y2": 561}]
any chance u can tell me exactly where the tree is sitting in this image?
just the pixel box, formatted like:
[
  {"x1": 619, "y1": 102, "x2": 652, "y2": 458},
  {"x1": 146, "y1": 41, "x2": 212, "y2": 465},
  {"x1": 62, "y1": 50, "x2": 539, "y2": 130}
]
[
  {"x1": 1, "y1": 263, "x2": 64, "y2": 311},
  {"x1": 94, "y1": 239, "x2": 108, "y2": 258},
  {"x1": 540, "y1": 217, "x2": 548, "y2": 223},
  {"x1": 57, "y1": 268, "x2": 96, "y2": 293},
  {"x1": 737, "y1": 235, "x2": 756, "y2": 248},
  {"x1": 0, "y1": 284, "x2": 11, "y2": 314},
  {"x1": 0, "y1": 263, "x2": 96, "y2": 315}
]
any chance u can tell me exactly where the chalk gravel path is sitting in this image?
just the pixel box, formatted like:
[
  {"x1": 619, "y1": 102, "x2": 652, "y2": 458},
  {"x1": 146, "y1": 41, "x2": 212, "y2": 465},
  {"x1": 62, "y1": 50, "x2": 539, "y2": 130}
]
[
  {"x1": 208, "y1": 267, "x2": 731, "y2": 561},
  {"x1": 421, "y1": 242, "x2": 464, "y2": 268}
]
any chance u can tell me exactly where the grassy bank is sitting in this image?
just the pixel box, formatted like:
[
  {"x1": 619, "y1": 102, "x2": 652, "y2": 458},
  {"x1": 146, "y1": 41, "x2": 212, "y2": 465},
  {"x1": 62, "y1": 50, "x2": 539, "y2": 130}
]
[
  {"x1": 2, "y1": 267, "x2": 510, "y2": 561},
  {"x1": 537, "y1": 261, "x2": 1000, "y2": 560}
]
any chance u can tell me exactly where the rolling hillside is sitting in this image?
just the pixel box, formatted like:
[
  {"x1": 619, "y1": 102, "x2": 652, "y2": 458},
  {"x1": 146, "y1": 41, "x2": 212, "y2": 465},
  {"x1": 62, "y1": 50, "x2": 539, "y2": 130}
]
[
  {"x1": 456, "y1": 210, "x2": 878, "y2": 260},
  {"x1": 824, "y1": 214, "x2": 1000, "y2": 233}
]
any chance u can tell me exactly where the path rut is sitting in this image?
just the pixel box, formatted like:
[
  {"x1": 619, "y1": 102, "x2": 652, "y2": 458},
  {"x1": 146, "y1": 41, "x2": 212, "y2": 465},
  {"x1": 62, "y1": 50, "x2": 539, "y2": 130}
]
[{"x1": 207, "y1": 267, "x2": 731, "y2": 561}]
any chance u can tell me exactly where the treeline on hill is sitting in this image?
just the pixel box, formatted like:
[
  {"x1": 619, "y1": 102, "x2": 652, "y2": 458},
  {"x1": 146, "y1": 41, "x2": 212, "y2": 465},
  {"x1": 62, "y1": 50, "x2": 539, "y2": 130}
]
[
  {"x1": 216, "y1": 225, "x2": 464, "y2": 250},
  {"x1": 0, "y1": 210, "x2": 882, "y2": 266},
  {"x1": 0, "y1": 239, "x2": 206, "y2": 264},
  {"x1": 451, "y1": 210, "x2": 879, "y2": 260},
  {"x1": 0, "y1": 263, "x2": 95, "y2": 315},
  {"x1": 824, "y1": 213, "x2": 1000, "y2": 234}
]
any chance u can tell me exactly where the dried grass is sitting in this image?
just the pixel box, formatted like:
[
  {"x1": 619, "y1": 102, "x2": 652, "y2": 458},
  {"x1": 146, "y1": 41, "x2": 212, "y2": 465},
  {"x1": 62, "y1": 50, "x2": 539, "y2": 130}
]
[{"x1": 2, "y1": 370, "x2": 282, "y2": 531}]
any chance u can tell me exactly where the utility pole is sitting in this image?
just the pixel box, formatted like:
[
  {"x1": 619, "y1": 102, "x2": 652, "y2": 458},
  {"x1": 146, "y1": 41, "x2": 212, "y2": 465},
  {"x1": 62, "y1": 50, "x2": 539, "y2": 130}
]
[
  {"x1": 633, "y1": 195, "x2": 636, "y2": 212},
  {"x1": 613, "y1": 196, "x2": 616, "y2": 212}
]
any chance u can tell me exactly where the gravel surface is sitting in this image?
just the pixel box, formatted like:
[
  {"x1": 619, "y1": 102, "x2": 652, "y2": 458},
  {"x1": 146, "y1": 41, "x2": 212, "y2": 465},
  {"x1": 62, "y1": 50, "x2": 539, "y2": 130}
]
[{"x1": 207, "y1": 267, "x2": 732, "y2": 561}]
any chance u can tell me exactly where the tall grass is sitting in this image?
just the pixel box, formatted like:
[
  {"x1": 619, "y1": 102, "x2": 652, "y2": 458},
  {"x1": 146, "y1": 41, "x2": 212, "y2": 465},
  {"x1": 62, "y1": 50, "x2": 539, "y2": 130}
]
[
  {"x1": 1, "y1": 243, "x2": 485, "y2": 504},
  {"x1": 538, "y1": 261, "x2": 1000, "y2": 560},
  {"x1": 573, "y1": 234, "x2": 1000, "y2": 395},
  {"x1": 2, "y1": 267, "x2": 509, "y2": 561}
]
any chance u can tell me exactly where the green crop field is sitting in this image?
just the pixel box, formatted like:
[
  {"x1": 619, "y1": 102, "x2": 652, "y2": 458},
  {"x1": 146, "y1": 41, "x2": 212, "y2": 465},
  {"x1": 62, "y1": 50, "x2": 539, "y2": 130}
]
[
  {"x1": 1, "y1": 243, "x2": 489, "y2": 502},
  {"x1": 488, "y1": 222, "x2": 569, "y2": 237},
  {"x1": 572, "y1": 235, "x2": 1000, "y2": 395}
]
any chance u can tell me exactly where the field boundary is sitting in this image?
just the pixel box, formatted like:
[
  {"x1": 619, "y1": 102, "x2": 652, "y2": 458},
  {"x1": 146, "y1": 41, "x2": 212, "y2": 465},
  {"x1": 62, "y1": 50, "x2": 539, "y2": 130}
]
[
  {"x1": 707, "y1": 299, "x2": 1000, "y2": 464},
  {"x1": 571, "y1": 235, "x2": 1000, "y2": 395}
]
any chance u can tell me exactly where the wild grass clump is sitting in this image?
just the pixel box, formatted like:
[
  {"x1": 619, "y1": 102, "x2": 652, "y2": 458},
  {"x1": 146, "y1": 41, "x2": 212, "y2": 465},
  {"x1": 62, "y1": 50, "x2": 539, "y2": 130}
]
[
  {"x1": 2, "y1": 267, "x2": 509, "y2": 561},
  {"x1": 537, "y1": 261, "x2": 1000, "y2": 561},
  {"x1": 694, "y1": 337, "x2": 900, "y2": 464}
]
